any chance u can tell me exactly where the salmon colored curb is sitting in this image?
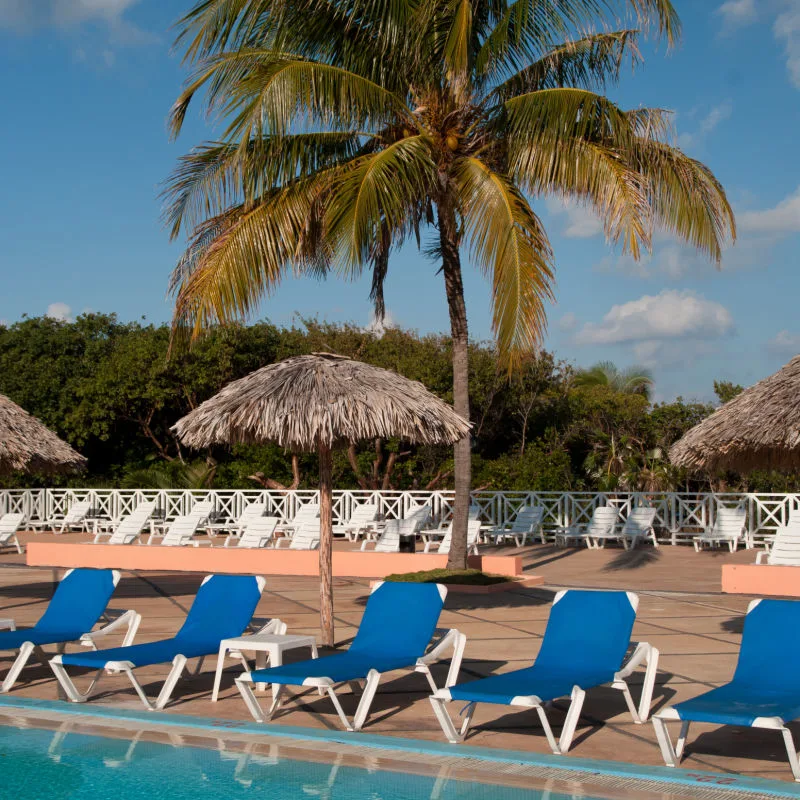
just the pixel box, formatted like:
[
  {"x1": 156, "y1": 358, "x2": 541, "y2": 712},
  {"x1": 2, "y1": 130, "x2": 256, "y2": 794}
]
[
  {"x1": 26, "y1": 542, "x2": 525, "y2": 579},
  {"x1": 722, "y1": 564, "x2": 800, "y2": 597}
]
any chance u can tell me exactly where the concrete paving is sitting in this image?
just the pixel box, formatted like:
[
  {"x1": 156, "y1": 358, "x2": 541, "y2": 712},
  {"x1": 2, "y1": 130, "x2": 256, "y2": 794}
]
[{"x1": 0, "y1": 529, "x2": 795, "y2": 783}]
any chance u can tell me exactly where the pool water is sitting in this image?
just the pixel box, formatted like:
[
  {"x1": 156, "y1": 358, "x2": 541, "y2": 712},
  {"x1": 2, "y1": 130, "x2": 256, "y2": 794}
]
[{"x1": 0, "y1": 724, "x2": 604, "y2": 800}]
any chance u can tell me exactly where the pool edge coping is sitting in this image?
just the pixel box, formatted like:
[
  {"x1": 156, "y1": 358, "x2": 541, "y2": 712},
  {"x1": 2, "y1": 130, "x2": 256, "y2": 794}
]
[{"x1": 0, "y1": 695, "x2": 797, "y2": 799}]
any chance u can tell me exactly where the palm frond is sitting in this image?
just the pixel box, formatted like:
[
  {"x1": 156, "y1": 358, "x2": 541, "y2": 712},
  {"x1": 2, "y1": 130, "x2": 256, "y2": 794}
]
[
  {"x1": 169, "y1": 50, "x2": 412, "y2": 142},
  {"x1": 444, "y1": 0, "x2": 474, "y2": 85},
  {"x1": 161, "y1": 132, "x2": 365, "y2": 239},
  {"x1": 454, "y1": 157, "x2": 554, "y2": 370},
  {"x1": 632, "y1": 139, "x2": 736, "y2": 263},
  {"x1": 486, "y1": 30, "x2": 641, "y2": 103},
  {"x1": 325, "y1": 135, "x2": 437, "y2": 273}
]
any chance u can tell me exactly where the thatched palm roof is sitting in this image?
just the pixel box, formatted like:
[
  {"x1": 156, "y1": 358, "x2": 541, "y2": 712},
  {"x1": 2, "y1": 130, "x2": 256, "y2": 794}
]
[
  {"x1": 172, "y1": 352, "x2": 470, "y2": 450},
  {"x1": 0, "y1": 394, "x2": 87, "y2": 475},
  {"x1": 670, "y1": 355, "x2": 800, "y2": 473}
]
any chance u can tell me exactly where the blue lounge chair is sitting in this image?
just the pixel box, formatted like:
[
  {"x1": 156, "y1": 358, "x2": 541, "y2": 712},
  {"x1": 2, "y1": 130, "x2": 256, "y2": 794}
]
[
  {"x1": 235, "y1": 581, "x2": 466, "y2": 732},
  {"x1": 50, "y1": 574, "x2": 267, "y2": 710},
  {"x1": 653, "y1": 597, "x2": 800, "y2": 781},
  {"x1": 429, "y1": 590, "x2": 659, "y2": 754},
  {"x1": 0, "y1": 568, "x2": 138, "y2": 693}
]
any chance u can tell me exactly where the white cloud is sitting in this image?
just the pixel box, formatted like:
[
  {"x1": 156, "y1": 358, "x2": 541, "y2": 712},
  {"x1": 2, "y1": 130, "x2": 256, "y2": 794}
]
[
  {"x1": 739, "y1": 185, "x2": 800, "y2": 234},
  {"x1": 677, "y1": 102, "x2": 733, "y2": 150},
  {"x1": 0, "y1": 0, "x2": 153, "y2": 46},
  {"x1": 545, "y1": 198, "x2": 603, "y2": 239},
  {"x1": 768, "y1": 330, "x2": 800, "y2": 354},
  {"x1": 716, "y1": 0, "x2": 800, "y2": 89},
  {"x1": 46, "y1": 302, "x2": 73, "y2": 322},
  {"x1": 574, "y1": 290, "x2": 734, "y2": 346},
  {"x1": 557, "y1": 312, "x2": 578, "y2": 331},
  {"x1": 717, "y1": 0, "x2": 757, "y2": 31}
]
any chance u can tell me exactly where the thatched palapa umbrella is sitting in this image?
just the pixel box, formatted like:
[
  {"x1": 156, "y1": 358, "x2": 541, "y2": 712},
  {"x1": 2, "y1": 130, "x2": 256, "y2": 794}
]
[
  {"x1": 670, "y1": 355, "x2": 800, "y2": 473},
  {"x1": 172, "y1": 353, "x2": 470, "y2": 645},
  {"x1": 0, "y1": 394, "x2": 86, "y2": 475}
]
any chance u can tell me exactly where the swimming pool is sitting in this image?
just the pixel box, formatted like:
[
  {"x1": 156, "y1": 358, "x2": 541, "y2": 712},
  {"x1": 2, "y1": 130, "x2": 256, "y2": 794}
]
[{"x1": 1, "y1": 699, "x2": 799, "y2": 800}]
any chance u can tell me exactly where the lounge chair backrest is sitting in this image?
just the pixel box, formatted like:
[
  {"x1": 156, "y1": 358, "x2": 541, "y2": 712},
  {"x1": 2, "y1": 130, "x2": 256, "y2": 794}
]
[
  {"x1": 765, "y1": 523, "x2": 800, "y2": 565},
  {"x1": 0, "y1": 513, "x2": 25, "y2": 534},
  {"x1": 535, "y1": 590, "x2": 637, "y2": 678},
  {"x1": 238, "y1": 502, "x2": 266, "y2": 526},
  {"x1": 108, "y1": 501, "x2": 155, "y2": 542},
  {"x1": 711, "y1": 507, "x2": 746, "y2": 539},
  {"x1": 622, "y1": 507, "x2": 657, "y2": 536},
  {"x1": 733, "y1": 598, "x2": 800, "y2": 691},
  {"x1": 161, "y1": 515, "x2": 203, "y2": 546},
  {"x1": 35, "y1": 568, "x2": 118, "y2": 639},
  {"x1": 585, "y1": 506, "x2": 619, "y2": 535},
  {"x1": 347, "y1": 503, "x2": 378, "y2": 526},
  {"x1": 469, "y1": 504, "x2": 482, "y2": 520},
  {"x1": 351, "y1": 582, "x2": 445, "y2": 659},
  {"x1": 175, "y1": 575, "x2": 264, "y2": 647},
  {"x1": 510, "y1": 506, "x2": 544, "y2": 531},
  {"x1": 189, "y1": 499, "x2": 213, "y2": 519},
  {"x1": 374, "y1": 520, "x2": 403, "y2": 552},
  {"x1": 437, "y1": 519, "x2": 482, "y2": 555},
  {"x1": 237, "y1": 516, "x2": 279, "y2": 548},
  {"x1": 62, "y1": 500, "x2": 92, "y2": 524},
  {"x1": 289, "y1": 519, "x2": 320, "y2": 550},
  {"x1": 404, "y1": 504, "x2": 431, "y2": 530}
]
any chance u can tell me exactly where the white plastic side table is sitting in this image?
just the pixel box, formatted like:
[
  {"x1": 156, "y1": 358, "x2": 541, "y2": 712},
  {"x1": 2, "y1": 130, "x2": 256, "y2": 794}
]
[{"x1": 212, "y1": 633, "x2": 318, "y2": 701}]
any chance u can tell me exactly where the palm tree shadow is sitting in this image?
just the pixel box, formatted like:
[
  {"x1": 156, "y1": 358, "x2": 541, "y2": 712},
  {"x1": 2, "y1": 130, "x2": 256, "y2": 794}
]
[{"x1": 603, "y1": 547, "x2": 662, "y2": 571}]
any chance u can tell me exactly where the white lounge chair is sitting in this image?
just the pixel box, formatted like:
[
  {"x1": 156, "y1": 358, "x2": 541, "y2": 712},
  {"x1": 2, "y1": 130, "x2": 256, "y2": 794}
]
[
  {"x1": 95, "y1": 501, "x2": 156, "y2": 545},
  {"x1": 361, "y1": 504, "x2": 431, "y2": 553},
  {"x1": 147, "y1": 499, "x2": 213, "y2": 544},
  {"x1": 423, "y1": 520, "x2": 481, "y2": 556},
  {"x1": 756, "y1": 522, "x2": 800, "y2": 565},
  {"x1": 555, "y1": 506, "x2": 619, "y2": 547},
  {"x1": 159, "y1": 515, "x2": 214, "y2": 547},
  {"x1": 333, "y1": 503, "x2": 379, "y2": 541},
  {"x1": 484, "y1": 506, "x2": 544, "y2": 547},
  {"x1": 0, "y1": 514, "x2": 25, "y2": 554},
  {"x1": 274, "y1": 519, "x2": 320, "y2": 550},
  {"x1": 694, "y1": 507, "x2": 746, "y2": 553},
  {"x1": 214, "y1": 502, "x2": 266, "y2": 545},
  {"x1": 229, "y1": 516, "x2": 279, "y2": 549},
  {"x1": 586, "y1": 507, "x2": 658, "y2": 549},
  {"x1": 276, "y1": 504, "x2": 319, "y2": 540},
  {"x1": 45, "y1": 499, "x2": 93, "y2": 533}
]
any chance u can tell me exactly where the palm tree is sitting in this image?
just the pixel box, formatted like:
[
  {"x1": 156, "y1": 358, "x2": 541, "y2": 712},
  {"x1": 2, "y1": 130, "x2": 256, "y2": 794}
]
[
  {"x1": 574, "y1": 361, "x2": 654, "y2": 399},
  {"x1": 164, "y1": 0, "x2": 735, "y2": 569}
]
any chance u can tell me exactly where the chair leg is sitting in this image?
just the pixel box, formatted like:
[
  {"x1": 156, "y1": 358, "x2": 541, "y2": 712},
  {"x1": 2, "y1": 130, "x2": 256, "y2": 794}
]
[
  {"x1": 781, "y1": 726, "x2": 800, "y2": 781},
  {"x1": 50, "y1": 659, "x2": 105, "y2": 703},
  {"x1": 236, "y1": 677, "x2": 272, "y2": 722},
  {"x1": 352, "y1": 669, "x2": 382, "y2": 731},
  {"x1": 1, "y1": 642, "x2": 36, "y2": 692},
  {"x1": 652, "y1": 716, "x2": 680, "y2": 767},
  {"x1": 429, "y1": 695, "x2": 468, "y2": 743},
  {"x1": 557, "y1": 686, "x2": 586, "y2": 754},
  {"x1": 154, "y1": 655, "x2": 188, "y2": 710}
]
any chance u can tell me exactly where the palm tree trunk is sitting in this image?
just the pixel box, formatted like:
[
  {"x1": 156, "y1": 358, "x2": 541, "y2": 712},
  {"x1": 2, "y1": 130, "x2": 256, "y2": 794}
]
[
  {"x1": 438, "y1": 200, "x2": 471, "y2": 571},
  {"x1": 318, "y1": 444, "x2": 335, "y2": 646}
]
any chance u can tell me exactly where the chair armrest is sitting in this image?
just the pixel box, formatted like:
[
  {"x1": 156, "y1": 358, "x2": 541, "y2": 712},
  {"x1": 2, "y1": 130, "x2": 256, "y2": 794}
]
[
  {"x1": 0, "y1": 618, "x2": 16, "y2": 631},
  {"x1": 615, "y1": 641, "x2": 660, "y2": 722},
  {"x1": 248, "y1": 618, "x2": 287, "y2": 636},
  {"x1": 417, "y1": 628, "x2": 467, "y2": 688},
  {"x1": 81, "y1": 609, "x2": 141, "y2": 649}
]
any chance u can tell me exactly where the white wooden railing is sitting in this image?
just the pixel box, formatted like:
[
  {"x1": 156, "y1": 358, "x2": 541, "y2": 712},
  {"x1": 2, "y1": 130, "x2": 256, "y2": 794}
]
[{"x1": 2, "y1": 488, "x2": 798, "y2": 546}]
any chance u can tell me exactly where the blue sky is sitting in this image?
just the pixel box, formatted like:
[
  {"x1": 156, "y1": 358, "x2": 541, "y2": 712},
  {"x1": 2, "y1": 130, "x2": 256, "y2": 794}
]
[{"x1": 1, "y1": 0, "x2": 799, "y2": 403}]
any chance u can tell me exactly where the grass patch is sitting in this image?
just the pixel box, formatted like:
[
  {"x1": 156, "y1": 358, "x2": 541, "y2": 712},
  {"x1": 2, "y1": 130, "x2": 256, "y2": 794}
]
[{"x1": 383, "y1": 568, "x2": 511, "y2": 586}]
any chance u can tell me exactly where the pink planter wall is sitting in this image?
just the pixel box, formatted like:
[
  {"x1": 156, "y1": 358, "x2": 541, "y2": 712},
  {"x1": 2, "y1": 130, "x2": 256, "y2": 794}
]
[
  {"x1": 26, "y1": 543, "x2": 524, "y2": 579},
  {"x1": 722, "y1": 564, "x2": 800, "y2": 597}
]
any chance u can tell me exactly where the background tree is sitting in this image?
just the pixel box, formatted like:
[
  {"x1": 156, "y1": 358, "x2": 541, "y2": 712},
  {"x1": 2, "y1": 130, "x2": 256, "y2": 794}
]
[
  {"x1": 574, "y1": 361, "x2": 654, "y2": 399},
  {"x1": 164, "y1": 0, "x2": 735, "y2": 568}
]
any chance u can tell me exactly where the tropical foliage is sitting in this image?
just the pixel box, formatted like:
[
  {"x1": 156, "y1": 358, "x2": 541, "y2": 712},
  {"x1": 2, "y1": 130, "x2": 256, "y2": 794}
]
[
  {"x1": 164, "y1": 0, "x2": 736, "y2": 566},
  {"x1": 1, "y1": 313, "x2": 791, "y2": 493}
]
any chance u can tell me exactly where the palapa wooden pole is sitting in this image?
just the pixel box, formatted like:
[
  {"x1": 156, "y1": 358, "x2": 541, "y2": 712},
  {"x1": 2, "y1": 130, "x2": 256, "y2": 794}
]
[{"x1": 318, "y1": 443, "x2": 335, "y2": 647}]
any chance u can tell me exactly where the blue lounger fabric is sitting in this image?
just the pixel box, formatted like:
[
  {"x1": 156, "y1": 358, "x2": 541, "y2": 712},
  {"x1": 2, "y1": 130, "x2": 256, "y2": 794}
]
[
  {"x1": 58, "y1": 575, "x2": 262, "y2": 669},
  {"x1": 670, "y1": 598, "x2": 800, "y2": 727},
  {"x1": 248, "y1": 582, "x2": 445, "y2": 685},
  {"x1": 0, "y1": 568, "x2": 116, "y2": 649},
  {"x1": 447, "y1": 590, "x2": 636, "y2": 704}
]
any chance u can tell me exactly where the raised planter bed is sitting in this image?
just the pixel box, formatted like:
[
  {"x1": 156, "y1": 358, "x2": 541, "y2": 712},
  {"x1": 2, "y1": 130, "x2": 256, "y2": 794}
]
[{"x1": 722, "y1": 564, "x2": 800, "y2": 597}]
